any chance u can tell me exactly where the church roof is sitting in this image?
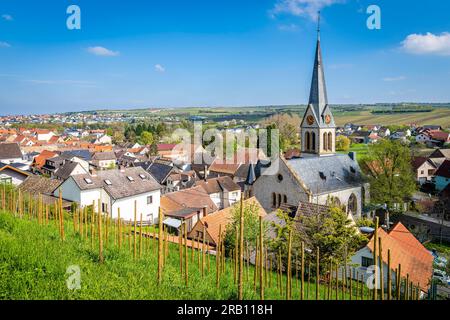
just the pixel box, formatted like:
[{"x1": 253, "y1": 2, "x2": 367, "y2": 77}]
[{"x1": 286, "y1": 154, "x2": 364, "y2": 195}]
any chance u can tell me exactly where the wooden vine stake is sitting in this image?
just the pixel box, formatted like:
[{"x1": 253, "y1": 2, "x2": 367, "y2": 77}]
[
  {"x1": 286, "y1": 229, "x2": 292, "y2": 300},
  {"x1": 387, "y1": 249, "x2": 392, "y2": 300},
  {"x1": 300, "y1": 241, "x2": 304, "y2": 300},
  {"x1": 259, "y1": 215, "x2": 264, "y2": 301},
  {"x1": 372, "y1": 217, "x2": 379, "y2": 300},
  {"x1": 316, "y1": 246, "x2": 320, "y2": 300},
  {"x1": 184, "y1": 222, "x2": 188, "y2": 287},
  {"x1": 216, "y1": 224, "x2": 222, "y2": 289},
  {"x1": 97, "y1": 199, "x2": 104, "y2": 263},
  {"x1": 157, "y1": 207, "x2": 163, "y2": 285},
  {"x1": 378, "y1": 237, "x2": 384, "y2": 300},
  {"x1": 238, "y1": 196, "x2": 244, "y2": 300}
]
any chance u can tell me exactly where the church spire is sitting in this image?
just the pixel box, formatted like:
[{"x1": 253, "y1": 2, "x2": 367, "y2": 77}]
[{"x1": 308, "y1": 11, "x2": 328, "y2": 120}]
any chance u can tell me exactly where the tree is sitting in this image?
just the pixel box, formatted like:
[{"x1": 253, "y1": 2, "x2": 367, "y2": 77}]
[
  {"x1": 139, "y1": 131, "x2": 154, "y2": 146},
  {"x1": 297, "y1": 206, "x2": 367, "y2": 271},
  {"x1": 336, "y1": 135, "x2": 350, "y2": 152},
  {"x1": 224, "y1": 201, "x2": 268, "y2": 252},
  {"x1": 361, "y1": 139, "x2": 416, "y2": 209}
]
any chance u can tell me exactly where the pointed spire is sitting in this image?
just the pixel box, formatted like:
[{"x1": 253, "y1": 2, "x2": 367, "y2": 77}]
[{"x1": 308, "y1": 11, "x2": 328, "y2": 120}]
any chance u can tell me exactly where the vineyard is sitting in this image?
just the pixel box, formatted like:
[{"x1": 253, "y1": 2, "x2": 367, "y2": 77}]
[{"x1": 0, "y1": 184, "x2": 421, "y2": 300}]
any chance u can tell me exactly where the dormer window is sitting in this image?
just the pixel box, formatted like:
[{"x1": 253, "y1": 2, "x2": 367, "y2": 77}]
[
  {"x1": 84, "y1": 178, "x2": 93, "y2": 184},
  {"x1": 127, "y1": 176, "x2": 134, "y2": 182},
  {"x1": 139, "y1": 174, "x2": 146, "y2": 179},
  {"x1": 104, "y1": 179, "x2": 112, "y2": 185}
]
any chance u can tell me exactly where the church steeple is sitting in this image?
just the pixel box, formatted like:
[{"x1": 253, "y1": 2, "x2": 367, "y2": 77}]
[
  {"x1": 301, "y1": 12, "x2": 336, "y2": 157},
  {"x1": 308, "y1": 11, "x2": 328, "y2": 121}
]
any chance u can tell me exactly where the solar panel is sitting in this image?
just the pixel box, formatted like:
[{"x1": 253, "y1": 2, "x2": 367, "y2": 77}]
[
  {"x1": 127, "y1": 176, "x2": 134, "y2": 182},
  {"x1": 104, "y1": 179, "x2": 112, "y2": 185}
]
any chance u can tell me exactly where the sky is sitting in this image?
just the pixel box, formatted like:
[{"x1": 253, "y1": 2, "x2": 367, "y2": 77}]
[{"x1": 0, "y1": 0, "x2": 450, "y2": 115}]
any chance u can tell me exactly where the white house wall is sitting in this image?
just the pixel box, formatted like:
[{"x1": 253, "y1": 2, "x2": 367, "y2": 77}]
[{"x1": 111, "y1": 190, "x2": 161, "y2": 224}]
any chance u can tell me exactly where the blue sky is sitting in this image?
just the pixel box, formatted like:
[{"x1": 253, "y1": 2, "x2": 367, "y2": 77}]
[{"x1": 0, "y1": 0, "x2": 450, "y2": 115}]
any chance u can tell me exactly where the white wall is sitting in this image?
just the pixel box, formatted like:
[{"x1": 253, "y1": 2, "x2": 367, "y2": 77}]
[
  {"x1": 111, "y1": 189, "x2": 161, "y2": 224},
  {"x1": 313, "y1": 186, "x2": 363, "y2": 217},
  {"x1": 0, "y1": 169, "x2": 28, "y2": 186}
]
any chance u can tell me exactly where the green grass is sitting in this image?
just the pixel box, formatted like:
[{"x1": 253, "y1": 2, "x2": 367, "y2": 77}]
[
  {"x1": 424, "y1": 242, "x2": 450, "y2": 258},
  {"x1": 337, "y1": 143, "x2": 369, "y2": 162},
  {"x1": 0, "y1": 211, "x2": 364, "y2": 300}
]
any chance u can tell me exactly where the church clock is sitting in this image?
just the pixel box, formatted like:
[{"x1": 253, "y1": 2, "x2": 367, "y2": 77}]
[
  {"x1": 306, "y1": 115, "x2": 315, "y2": 125},
  {"x1": 325, "y1": 115, "x2": 331, "y2": 124}
]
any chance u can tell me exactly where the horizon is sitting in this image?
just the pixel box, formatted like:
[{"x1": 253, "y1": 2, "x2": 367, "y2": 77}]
[{"x1": 1, "y1": 0, "x2": 450, "y2": 115}]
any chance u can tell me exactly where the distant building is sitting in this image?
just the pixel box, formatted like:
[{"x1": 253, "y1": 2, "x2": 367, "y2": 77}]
[{"x1": 0, "y1": 143, "x2": 23, "y2": 164}]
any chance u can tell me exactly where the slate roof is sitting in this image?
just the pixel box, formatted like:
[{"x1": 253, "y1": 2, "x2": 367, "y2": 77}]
[
  {"x1": 435, "y1": 160, "x2": 450, "y2": 178},
  {"x1": 285, "y1": 154, "x2": 364, "y2": 195},
  {"x1": 429, "y1": 149, "x2": 450, "y2": 159},
  {"x1": 71, "y1": 167, "x2": 161, "y2": 200},
  {"x1": 0, "y1": 163, "x2": 31, "y2": 177},
  {"x1": 146, "y1": 161, "x2": 174, "y2": 184},
  {"x1": 0, "y1": 143, "x2": 22, "y2": 160},
  {"x1": 61, "y1": 149, "x2": 92, "y2": 161},
  {"x1": 54, "y1": 161, "x2": 83, "y2": 180}
]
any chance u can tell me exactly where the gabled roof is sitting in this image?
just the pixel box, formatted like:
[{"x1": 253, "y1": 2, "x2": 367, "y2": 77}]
[
  {"x1": 162, "y1": 186, "x2": 218, "y2": 216},
  {"x1": 71, "y1": 167, "x2": 161, "y2": 200},
  {"x1": 366, "y1": 223, "x2": 433, "y2": 291},
  {"x1": 32, "y1": 150, "x2": 58, "y2": 169},
  {"x1": 0, "y1": 143, "x2": 22, "y2": 160},
  {"x1": 92, "y1": 151, "x2": 116, "y2": 161},
  {"x1": 54, "y1": 161, "x2": 84, "y2": 180},
  {"x1": 429, "y1": 148, "x2": 450, "y2": 159},
  {"x1": 195, "y1": 176, "x2": 241, "y2": 194},
  {"x1": 435, "y1": 159, "x2": 450, "y2": 178},
  {"x1": 146, "y1": 161, "x2": 174, "y2": 184},
  {"x1": 411, "y1": 157, "x2": 436, "y2": 171}
]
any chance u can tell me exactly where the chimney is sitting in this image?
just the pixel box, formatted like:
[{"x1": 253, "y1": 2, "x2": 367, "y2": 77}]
[
  {"x1": 202, "y1": 206, "x2": 207, "y2": 218},
  {"x1": 348, "y1": 151, "x2": 356, "y2": 161},
  {"x1": 204, "y1": 164, "x2": 208, "y2": 182}
]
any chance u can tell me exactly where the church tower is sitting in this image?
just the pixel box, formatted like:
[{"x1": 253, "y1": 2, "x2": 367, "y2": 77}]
[{"x1": 300, "y1": 13, "x2": 336, "y2": 157}]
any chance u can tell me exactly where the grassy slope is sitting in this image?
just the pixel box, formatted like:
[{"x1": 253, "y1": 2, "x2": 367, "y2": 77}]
[{"x1": 0, "y1": 211, "x2": 360, "y2": 300}]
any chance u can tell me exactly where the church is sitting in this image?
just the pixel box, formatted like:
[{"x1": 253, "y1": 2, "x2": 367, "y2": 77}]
[{"x1": 251, "y1": 29, "x2": 368, "y2": 218}]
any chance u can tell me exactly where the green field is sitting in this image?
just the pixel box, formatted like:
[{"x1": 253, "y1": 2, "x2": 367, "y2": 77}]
[
  {"x1": 0, "y1": 211, "x2": 364, "y2": 300},
  {"x1": 337, "y1": 143, "x2": 369, "y2": 162}
]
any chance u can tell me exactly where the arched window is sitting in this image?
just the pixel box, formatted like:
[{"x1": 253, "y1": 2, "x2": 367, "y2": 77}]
[
  {"x1": 328, "y1": 133, "x2": 333, "y2": 151},
  {"x1": 305, "y1": 132, "x2": 311, "y2": 151},
  {"x1": 311, "y1": 132, "x2": 316, "y2": 151},
  {"x1": 323, "y1": 132, "x2": 328, "y2": 151},
  {"x1": 283, "y1": 195, "x2": 287, "y2": 204},
  {"x1": 278, "y1": 194, "x2": 282, "y2": 208},
  {"x1": 348, "y1": 193, "x2": 358, "y2": 216},
  {"x1": 272, "y1": 193, "x2": 276, "y2": 208}
]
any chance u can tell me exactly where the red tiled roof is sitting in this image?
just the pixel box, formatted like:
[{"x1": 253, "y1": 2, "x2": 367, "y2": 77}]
[{"x1": 366, "y1": 222, "x2": 433, "y2": 291}]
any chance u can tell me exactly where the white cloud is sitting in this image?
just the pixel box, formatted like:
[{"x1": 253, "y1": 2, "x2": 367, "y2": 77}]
[
  {"x1": 1, "y1": 14, "x2": 13, "y2": 21},
  {"x1": 270, "y1": 0, "x2": 344, "y2": 20},
  {"x1": 0, "y1": 41, "x2": 11, "y2": 48},
  {"x1": 383, "y1": 76, "x2": 406, "y2": 82},
  {"x1": 401, "y1": 32, "x2": 450, "y2": 56},
  {"x1": 154, "y1": 64, "x2": 165, "y2": 73},
  {"x1": 87, "y1": 46, "x2": 120, "y2": 57},
  {"x1": 278, "y1": 23, "x2": 300, "y2": 32}
]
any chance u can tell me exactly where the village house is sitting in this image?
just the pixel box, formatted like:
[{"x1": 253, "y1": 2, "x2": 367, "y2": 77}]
[
  {"x1": 252, "y1": 32, "x2": 368, "y2": 218},
  {"x1": 19, "y1": 175, "x2": 71, "y2": 209},
  {"x1": 411, "y1": 157, "x2": 438, "y2": 185},
  {"x1": 42, "y1": 153, "x2": 90, "y2": 178},
  {"x1": 33, "y1": 129, "x2": 55, "y2": 142},
  {"x1": 31, "y1": 150, "x2": 58, "y2": 173},
  {"x1": 350, "y1": 222, "x2": 433, "y2": 296},
  {"x1": 165, "y1": 171, "x2": 197, "y2": 193},
  {"x1": 160, "y1": 186, "x2": 218, "y2": 233},
  {"x1": 429, "y1": 149, "x2": 450, "y2": 168},
  {"x1": 55, "y1": 167, "x2": 161, "y2": 223},
  {"x1": 91, "y1": 151, "x2": 117, "y2": 170},
  {"x1": 188, "y1": 197, "x2": 267, "y2": 246},
  {"x1": 194, "y1": 176, "x2": 242, "y2": 210}
]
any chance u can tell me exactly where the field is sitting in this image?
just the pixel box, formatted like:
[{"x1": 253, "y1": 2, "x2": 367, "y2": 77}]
[
  {"x1": 333, "y1": 108, "x2": 450, "y2": 128},
  {"x1": 337, "y1": 143, "x2": 369, "y2": 162},
  {"x1": 0, "y1": 211, "x2": 363, "y2": 300}
]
